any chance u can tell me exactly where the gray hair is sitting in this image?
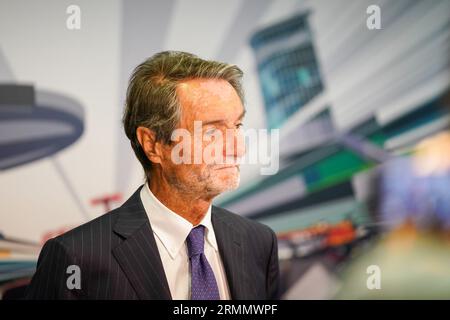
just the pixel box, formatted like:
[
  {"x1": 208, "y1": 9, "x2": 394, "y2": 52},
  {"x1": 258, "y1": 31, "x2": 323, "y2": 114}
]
[{"x1": 122, "y1": 51, "x2": 244, "y2": 176}]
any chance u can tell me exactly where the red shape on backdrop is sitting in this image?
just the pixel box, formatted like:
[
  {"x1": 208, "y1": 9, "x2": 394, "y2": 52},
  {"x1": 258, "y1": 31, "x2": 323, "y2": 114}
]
[{"x1": 90, "y1": 193, "x2": 123, "y2": 212}]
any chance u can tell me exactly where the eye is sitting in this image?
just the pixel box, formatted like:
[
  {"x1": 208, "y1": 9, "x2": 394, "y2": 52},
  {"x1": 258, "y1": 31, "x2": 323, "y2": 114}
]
[
  {"x1": 205, "y1": 127, "x2": 217, "y2": 135},
  {"x1": 236, "y1": 123, "x2": 243, "y2": 129}
]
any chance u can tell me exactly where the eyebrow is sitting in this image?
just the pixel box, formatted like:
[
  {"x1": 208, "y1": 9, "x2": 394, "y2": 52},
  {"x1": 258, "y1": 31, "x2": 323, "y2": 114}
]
[{"x1": 201, "y1": 109, "x2": 246, "y2": 126}]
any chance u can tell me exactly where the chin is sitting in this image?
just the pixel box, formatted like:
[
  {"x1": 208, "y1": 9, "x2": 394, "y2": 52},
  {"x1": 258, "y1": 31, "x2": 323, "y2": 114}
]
[{"x1": 207, "y1": 173, "x2": 240, "y2": 195}]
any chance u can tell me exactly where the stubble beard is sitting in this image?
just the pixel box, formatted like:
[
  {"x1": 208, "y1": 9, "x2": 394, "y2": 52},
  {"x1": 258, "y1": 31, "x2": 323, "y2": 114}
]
[{"x1": 167, "y1": 165, "x2": 241, "y2": 199}]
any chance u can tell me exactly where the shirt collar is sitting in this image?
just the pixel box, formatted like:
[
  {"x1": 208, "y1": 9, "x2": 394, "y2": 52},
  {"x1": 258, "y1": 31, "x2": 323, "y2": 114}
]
[
  {"x1": 140, "y1": 183, "x2": 218, "y2": 259},
  {"x1": 201, "y1": 202, "x2": 219, "y2": 253}
]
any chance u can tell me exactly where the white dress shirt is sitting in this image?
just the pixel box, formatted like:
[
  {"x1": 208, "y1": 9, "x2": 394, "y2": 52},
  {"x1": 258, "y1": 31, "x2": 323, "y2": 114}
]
[{"x1": 140, "y1": 183, "x2": 231, "y2": 300}]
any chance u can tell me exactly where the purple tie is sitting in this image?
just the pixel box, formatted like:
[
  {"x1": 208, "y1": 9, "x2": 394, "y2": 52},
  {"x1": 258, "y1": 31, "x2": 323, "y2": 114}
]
[{"x1": 186, "y1": 225, "x2": 220, "y2": 300}]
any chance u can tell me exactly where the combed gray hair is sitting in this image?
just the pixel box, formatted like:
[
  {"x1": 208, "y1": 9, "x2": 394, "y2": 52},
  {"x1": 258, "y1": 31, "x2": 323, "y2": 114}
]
[{"x1": 122, "y1": 51, "x2": 244, "y2": 176}]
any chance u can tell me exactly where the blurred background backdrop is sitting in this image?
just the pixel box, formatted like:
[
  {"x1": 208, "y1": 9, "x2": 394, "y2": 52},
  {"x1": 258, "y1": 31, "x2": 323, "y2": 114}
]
[{"x1": 1, "y1": 0, "x2": 450, "y2": 299}]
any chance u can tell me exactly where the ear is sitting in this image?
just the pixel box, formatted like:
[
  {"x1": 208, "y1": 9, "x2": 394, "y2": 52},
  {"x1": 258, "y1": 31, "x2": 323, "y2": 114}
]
[{"x1": 136, "y1": 126, "x2": 163, "y2": 164}]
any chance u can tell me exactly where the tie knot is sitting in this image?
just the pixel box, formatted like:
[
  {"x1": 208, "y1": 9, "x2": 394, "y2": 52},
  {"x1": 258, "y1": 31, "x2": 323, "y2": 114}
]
[{"x1": 186, "y1": 225, "x2": 205, "y2": 257}]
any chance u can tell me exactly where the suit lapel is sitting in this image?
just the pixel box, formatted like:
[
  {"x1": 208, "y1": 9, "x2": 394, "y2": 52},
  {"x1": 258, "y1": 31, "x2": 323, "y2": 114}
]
[
  {"x1": 212, "y1": 207, "x2": 250, "y2": 300},
  {"x1": 112, "y1": 186, "x2": 172, "y2": 300}
]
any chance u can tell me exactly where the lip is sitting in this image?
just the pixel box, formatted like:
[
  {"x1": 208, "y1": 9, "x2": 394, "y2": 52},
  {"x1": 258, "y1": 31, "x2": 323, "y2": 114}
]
[{"x1": 216, "y1": 165, "x2": 238, "y2": 170}]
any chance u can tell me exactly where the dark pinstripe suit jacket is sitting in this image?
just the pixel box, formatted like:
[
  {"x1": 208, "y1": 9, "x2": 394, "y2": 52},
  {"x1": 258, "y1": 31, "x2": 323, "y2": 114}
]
[{"x1": 25, "y1": 186, "x2": 280, "y2": 300}]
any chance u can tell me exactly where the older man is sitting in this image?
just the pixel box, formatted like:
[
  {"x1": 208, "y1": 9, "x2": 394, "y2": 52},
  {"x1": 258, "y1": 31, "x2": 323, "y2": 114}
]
[{"x1": 25, "y1": 51, "x2": 280, "y2": 300}]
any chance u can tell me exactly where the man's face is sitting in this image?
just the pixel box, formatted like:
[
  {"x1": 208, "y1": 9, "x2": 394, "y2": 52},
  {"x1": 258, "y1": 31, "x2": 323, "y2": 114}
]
[{"x1": 158, "y1": 78, "x2": 246, "y2": 198}]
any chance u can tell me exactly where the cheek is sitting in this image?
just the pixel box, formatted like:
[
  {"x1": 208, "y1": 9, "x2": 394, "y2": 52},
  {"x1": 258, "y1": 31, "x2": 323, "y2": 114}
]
[
  {"x1": 203, "y1": 133, "x2": 227, "y2": 164},
  {"x1": 180, "y1": 163, "x2": 210, "y2": 181}
]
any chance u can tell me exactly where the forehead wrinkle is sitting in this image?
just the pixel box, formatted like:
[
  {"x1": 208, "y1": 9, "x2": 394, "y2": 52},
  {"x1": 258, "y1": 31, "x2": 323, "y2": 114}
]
[
  {"x1": 178, "y1": 79, "x2": 239, "y2": 108},
  {"x1": 176, "y1": 79, "x2": 243, "y2": 130}
]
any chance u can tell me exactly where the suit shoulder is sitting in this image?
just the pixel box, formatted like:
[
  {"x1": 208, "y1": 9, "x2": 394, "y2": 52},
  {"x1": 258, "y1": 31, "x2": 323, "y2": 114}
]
[
  {"x1": 213, "y1": 206, "x2": 275, "y2": 237},
  {"x1": 51, "y1": 206, "x2": 121, "y2": 247}
]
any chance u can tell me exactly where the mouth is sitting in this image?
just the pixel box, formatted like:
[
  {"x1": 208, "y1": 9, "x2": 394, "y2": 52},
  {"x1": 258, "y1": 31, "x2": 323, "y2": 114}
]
[{"x1": 215, "y1": 165, "x2": 239, "y2": 170}]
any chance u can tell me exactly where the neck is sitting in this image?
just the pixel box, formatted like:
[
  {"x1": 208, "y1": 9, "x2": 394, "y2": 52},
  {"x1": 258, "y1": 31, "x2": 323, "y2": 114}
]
[{"x1": 148, "y1": 171, "x2": 213, "y2": 226}]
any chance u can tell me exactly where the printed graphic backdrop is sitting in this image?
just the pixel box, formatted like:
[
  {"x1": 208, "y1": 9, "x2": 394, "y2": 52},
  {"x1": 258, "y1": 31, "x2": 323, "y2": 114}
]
[{"x1": 1, "y1": 0, "x2": 449, "y2": 298}]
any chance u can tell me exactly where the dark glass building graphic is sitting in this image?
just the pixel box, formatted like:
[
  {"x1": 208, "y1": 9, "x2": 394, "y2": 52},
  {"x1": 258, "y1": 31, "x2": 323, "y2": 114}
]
[{"x1": 250, "y1": 12, "x2": 324, "y2": 129}]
